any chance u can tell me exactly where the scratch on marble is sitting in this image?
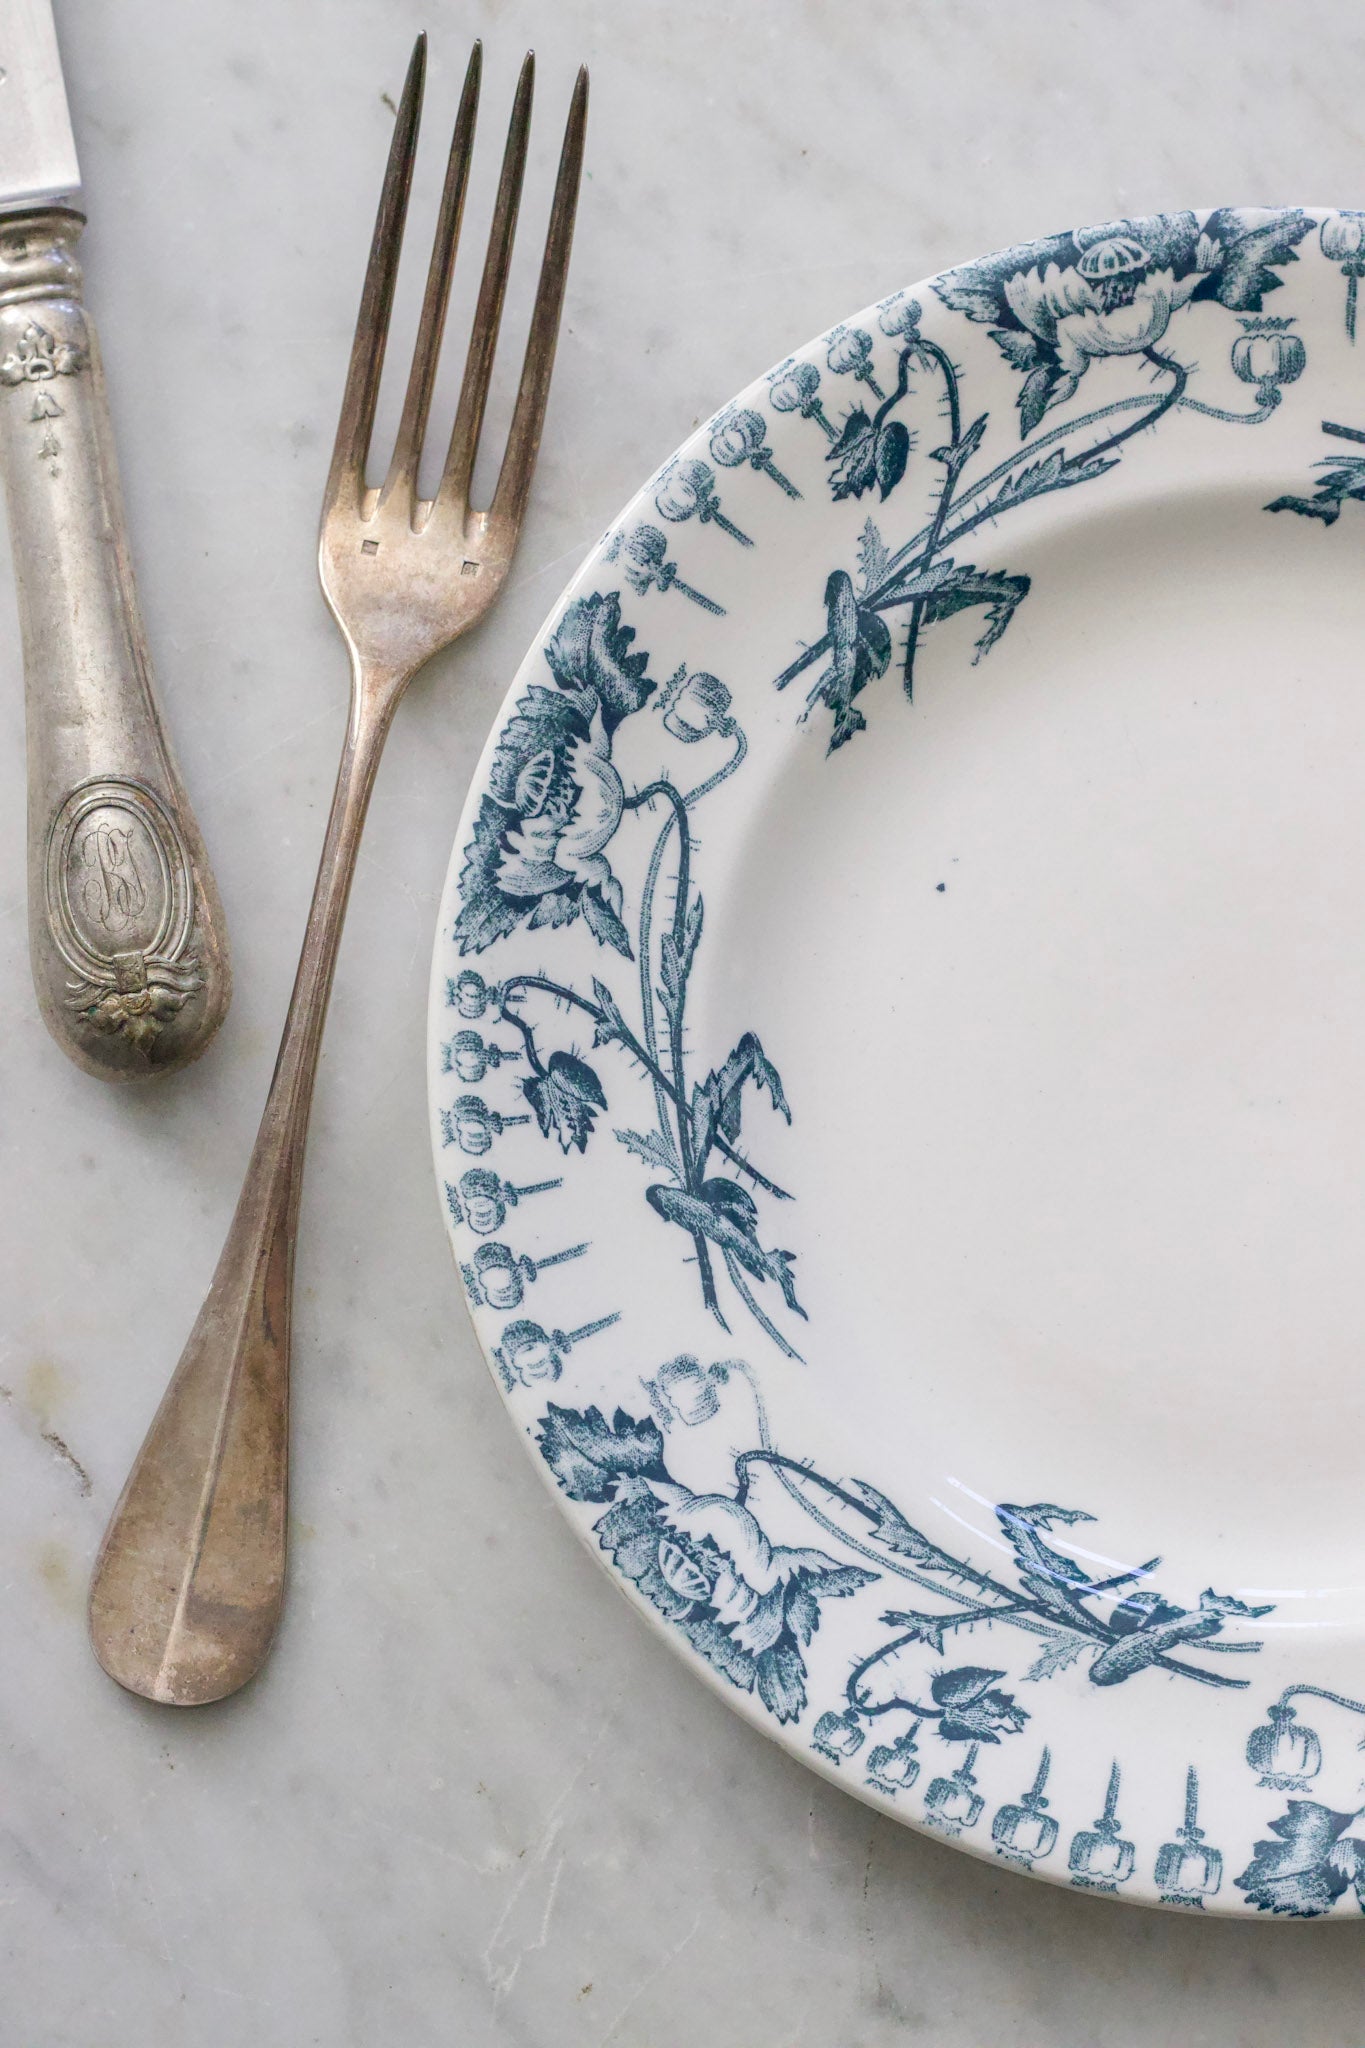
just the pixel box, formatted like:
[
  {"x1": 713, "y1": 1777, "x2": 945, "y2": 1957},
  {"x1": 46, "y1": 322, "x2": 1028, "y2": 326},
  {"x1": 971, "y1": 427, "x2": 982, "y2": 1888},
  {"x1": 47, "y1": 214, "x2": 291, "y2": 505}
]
[
  {"x1": 0, "y1": 1383, "x2": 93, "y2": 1495},
  {"x1": 593, "y1": 1909, "x2": 703, "y2": 2047},
  {"x1": 861, "y1": 1824, "x2": 884, "y2": 2011},
  {"x1": 40, "y1": 1427, "x2": 91, "y2": 1495},
  {"x1": 501, "y1": 533, "x2": 597, "y2": 606},
  {"x1": 201, "y1": 703, "x2": 338, "y2": 792},
  {"x1": 141, "y1": 1868, "x2": 185, "y2": 2003},
  {"x1": 482, "y1": 1715, "x2": 615, "y2": 2011},
  {"x1": 345, "y1": 1811, "x2": 480, "y2": 1874},
  {"x1": 484, "y1": 1840, "x2": 567, "y2": 2008}
]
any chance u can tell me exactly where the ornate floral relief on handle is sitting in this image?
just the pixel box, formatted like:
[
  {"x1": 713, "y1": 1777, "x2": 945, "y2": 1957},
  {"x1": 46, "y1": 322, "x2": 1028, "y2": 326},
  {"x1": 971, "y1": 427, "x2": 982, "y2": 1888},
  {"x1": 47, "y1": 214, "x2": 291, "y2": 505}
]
[
  {"x1": 0, "y1": 207, "x2": 230, "y2": 1077},
  {"x1": 0, "y1": 317, "x2": 86, "y2": 478}
]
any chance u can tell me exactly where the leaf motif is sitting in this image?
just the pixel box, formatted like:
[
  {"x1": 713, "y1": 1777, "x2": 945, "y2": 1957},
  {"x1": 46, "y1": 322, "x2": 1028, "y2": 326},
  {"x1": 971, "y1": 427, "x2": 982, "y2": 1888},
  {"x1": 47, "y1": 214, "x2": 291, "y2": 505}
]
[
  {"x1": 931, "y1": 1665, "x2": 1007, "y2": 1707},
  {"x1": 544, "y1": 590, "x2": 655, "y2": 729},
  {"x1": 591, "y1": 978, "x2": 629, "y2": 1047},
  {"x1": 1266, "y1": 489, "x2": 1349, "y2": 525},
  {"x1": 452, "y1": 796, "x2": 533, "y2": 955},
  {"x1": 646, "y1": 1181, "x2": 805, "y2": 1316},
  {"x1": 931, "y1": 412, "x2": 987, "y2": 480},
  {"x1": 874, "y1": 420, "x2": 910, "y2": 499},
  {"x1": 522, "y1": 1049, "x2": 607, "y2": 1153},
  {"x1": 1009, "y1": 1503, "x2": 1097, "y2": 1531},
  {"x1": 876, "y1": 1608, "x2": 949, "y2": 1654},
  {"x1": 927, "y1": 564, "x2": 1030, "y2": 662},
  {"x1": 581, "y1": 886, "x2": 634, "y2": 958},
  {"x1": 1267, "y1": 458, "x2": 1365, "y2": 526},
  {"x1": 828, "y1": 410, "x2": 912, "y2": 503},
  {"x1": 1018, "y1": 363, "x2": 1062, "y2": 437},
  {"x1": 707, "y1": 1032, "x2": 791, "y2": 1147},
  {"x1": 1235, "y1": 1800, "x2": 1363, "y2": 1916},
  {"x1": 537, "y1": 1403, "x2": 666, "y2": 1502},
  {"x1": 933, "y1": 279, "x2": 1005, "y2": 324},
  {"x1": 979, "y1": 447, "x2": 1118, "y2": 521},
  {"x1": 690, "y1": 1077, "x2": 718, "y2": 1170},
  {"x1": 988, "y1": 325, "x2": 1041, "y2": 372},
  {"x1": 841, "y1": 1478, "x2": 942, "y2": 1564},
  {"x1": 659, "y1": 930, "x2": 683, "y2": 1020},
  {"x1": 856, "y1": 517, "x2": 890, "y2": 597},
  {"x1": 615, "y1": 1124, "x2": 681, "y2": 1175},
  {"x1": 806, "y1": 568, "x2": 894, "y2": 752},
  {"x1": 1023, "y1": 1631, "x2": 1091, "y2": 1682},
  {"x1": 1203, "y1": 206, "x2": 1314, "y2": 309},
  {"x1": 878, "y1": 561, "x2": 1031, "y2": 664},
  {"x1": 930, "y1": 1665, "x2": 1029, "y2": 1743}
]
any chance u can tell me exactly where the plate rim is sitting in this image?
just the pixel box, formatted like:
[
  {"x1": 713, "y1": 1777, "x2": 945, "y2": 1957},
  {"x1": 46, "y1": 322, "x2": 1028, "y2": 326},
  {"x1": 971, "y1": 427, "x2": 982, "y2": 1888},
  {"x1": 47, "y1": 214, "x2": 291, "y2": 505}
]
[{"x1": 428, "y1": 204, "x2": 1365, "y2": 1917}]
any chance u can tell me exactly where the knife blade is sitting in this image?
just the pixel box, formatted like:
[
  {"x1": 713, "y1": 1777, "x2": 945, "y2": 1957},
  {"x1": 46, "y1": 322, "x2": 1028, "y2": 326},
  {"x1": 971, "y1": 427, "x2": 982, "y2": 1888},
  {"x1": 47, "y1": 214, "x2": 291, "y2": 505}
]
[
  {"x1": 0, "y1": 1, "x2": 230, "y2": 1076},
  {"x1": 0, "y1": 0, "x2": 80, "y2": 211}
]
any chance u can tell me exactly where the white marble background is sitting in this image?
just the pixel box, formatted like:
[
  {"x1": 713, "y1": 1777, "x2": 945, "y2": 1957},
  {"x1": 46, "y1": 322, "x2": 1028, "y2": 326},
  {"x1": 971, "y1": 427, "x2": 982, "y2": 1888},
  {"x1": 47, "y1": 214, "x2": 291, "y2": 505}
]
[{"x1": 4, "y1": 1, "x2": 1365, "y2": 2041}]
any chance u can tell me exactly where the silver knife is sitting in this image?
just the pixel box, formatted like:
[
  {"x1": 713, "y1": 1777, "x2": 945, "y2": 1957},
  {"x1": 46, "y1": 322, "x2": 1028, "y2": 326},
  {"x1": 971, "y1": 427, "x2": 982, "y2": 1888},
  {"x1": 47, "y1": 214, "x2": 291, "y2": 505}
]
[{"x1": 0, "y1": 0, "x2": 229, "y2": 1077}]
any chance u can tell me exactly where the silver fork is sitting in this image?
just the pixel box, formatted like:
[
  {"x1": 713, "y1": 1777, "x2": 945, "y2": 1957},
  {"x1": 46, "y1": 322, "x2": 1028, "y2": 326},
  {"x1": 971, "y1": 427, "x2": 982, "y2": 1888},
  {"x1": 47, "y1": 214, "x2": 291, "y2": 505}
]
[{"x1": 88, "y1": 37, "x2": 588, "y2": 1706}]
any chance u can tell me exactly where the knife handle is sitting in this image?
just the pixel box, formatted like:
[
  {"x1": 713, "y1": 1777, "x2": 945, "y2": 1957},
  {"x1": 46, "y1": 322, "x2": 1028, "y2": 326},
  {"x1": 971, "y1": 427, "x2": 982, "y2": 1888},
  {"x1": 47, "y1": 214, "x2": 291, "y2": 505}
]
[{"x1": 0, "y1": 209, "x2": 229, "y2": 1079}]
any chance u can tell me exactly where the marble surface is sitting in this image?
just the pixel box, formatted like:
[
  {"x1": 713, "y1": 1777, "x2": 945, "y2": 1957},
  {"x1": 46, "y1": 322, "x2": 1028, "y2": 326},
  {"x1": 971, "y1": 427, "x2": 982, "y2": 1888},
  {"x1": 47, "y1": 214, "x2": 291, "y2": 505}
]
[{"x1": 4, "y1": 2, "x2": 1365, "y2": 2041}]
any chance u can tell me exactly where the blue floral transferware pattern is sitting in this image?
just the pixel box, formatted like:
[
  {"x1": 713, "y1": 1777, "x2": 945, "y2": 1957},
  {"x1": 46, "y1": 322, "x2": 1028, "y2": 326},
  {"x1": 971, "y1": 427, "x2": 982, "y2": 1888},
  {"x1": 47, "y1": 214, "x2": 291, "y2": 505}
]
[{"x1": 431, "y1": 208, "x2": 1365, "y2": 1914}]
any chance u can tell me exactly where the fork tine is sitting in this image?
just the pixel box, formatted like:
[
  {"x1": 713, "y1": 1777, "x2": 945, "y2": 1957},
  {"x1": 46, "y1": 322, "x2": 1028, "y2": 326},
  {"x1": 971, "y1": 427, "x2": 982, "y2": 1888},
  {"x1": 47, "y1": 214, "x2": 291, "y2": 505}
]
[
  {"x1": 489, "y1": 65, "x2": 589, "y2": 532},
  {"x1": 322, "y1": 35, "x2": 426, "y2": 515},
  {"x1": 440, "y1": 51, "x2": 535, "y2": 507},
  {"x1": 381, "y1": 42, "x2": 483, "y2": 507}
]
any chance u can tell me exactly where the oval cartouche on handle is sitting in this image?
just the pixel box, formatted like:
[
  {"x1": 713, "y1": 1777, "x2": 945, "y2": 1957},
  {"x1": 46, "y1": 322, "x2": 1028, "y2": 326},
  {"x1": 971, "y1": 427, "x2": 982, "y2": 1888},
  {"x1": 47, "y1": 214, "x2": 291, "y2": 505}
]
[{"x1": 0, "y1": 211, "x2": 229, "y2": 1077}]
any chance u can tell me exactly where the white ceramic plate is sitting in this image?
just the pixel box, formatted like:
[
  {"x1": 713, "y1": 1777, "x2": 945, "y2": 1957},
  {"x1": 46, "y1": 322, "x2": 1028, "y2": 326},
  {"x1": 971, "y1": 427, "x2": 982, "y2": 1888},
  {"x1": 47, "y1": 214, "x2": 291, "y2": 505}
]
[{"x1": 429, "y1": 208, "x2": 1365, "y2": 1915}]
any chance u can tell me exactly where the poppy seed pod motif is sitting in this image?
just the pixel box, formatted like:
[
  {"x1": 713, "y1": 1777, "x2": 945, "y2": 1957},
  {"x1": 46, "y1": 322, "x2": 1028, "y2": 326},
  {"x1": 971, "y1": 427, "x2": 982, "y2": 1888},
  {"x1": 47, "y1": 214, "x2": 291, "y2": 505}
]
[
  {"x1": 772, "y1": 208, "x2": 1318, "y2": 751},
  {"x1": 451, "y1": 587, "x2": 801, "y2": 1350},
  {"x1": 435, "y1": 208, "x2": 1365, "y2": 1911}
]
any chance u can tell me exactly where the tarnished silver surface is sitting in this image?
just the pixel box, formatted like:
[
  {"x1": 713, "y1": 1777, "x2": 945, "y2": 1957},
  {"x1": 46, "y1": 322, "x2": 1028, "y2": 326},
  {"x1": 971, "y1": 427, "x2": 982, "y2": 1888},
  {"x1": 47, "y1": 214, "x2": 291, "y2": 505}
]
[
  {"x1": 0, "y1": 211, "x2": 229, "y2": 1075},
  {"x1": 88, "y1": 37, "x2": 587, "y2": 1704}
]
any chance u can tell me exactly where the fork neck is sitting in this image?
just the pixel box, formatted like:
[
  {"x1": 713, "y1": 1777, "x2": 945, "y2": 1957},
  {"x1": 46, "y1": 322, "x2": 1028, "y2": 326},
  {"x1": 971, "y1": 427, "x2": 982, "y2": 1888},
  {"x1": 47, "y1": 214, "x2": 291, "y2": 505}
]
[{"x1": 248, "y1": 652, "x2": 409, "y2": 1226}]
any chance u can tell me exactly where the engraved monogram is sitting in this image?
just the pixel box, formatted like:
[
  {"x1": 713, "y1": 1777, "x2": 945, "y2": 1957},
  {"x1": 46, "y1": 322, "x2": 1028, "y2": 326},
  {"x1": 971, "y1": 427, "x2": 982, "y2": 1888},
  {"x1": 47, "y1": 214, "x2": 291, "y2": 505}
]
[
  {"x1": 44, "y1": 779, "x2": 202, "y2": 1052},
  {"x1": 0, "y1": 320, "x2": 85, "y2": 477},
  {"x1": 76, "y1": 820, "x2": 149, "y2": 936}
]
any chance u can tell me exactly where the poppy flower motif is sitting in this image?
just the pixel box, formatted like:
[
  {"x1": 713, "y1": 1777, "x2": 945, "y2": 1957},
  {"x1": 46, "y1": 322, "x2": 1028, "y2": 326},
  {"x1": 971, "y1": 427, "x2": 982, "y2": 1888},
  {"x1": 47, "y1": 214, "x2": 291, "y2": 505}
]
[
  {"x1": 1001, "y1": 233, "x2": 1202, "y2": 407},
  {"x1": 453, "y1": 592, "x2": 657, "y2": 958},
  {"x1": 627, "y1": 1478, "x2": 873, "y2": 1721},
  {"x1": 497, "y1": 703, "x2": 623, "y2": 893},
  {"x1": 538, "y1": 1403, "x2": 873, "y2": 1723},
  {"x1": 935, "y1": 207, "x2": 1313, "y2": 433}
]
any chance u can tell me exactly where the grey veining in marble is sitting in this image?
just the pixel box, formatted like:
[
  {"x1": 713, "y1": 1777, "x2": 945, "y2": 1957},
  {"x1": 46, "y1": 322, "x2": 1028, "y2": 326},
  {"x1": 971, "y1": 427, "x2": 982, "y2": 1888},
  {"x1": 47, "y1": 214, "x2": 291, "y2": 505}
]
[{"x1": 4, "y1": 2, "x2": 1365, "y2": 2042}]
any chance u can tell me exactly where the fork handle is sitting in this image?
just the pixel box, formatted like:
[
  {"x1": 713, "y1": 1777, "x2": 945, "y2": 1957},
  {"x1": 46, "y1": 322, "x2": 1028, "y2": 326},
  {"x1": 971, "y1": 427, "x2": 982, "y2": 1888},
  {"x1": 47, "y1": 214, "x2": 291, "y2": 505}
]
[
  {"x1": 88, "y1": 674, "x2": 396, "y2": 1703},
  {"x1": 0, "y1": 210, "x2": 230, "y2": 1078}
]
